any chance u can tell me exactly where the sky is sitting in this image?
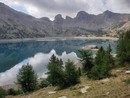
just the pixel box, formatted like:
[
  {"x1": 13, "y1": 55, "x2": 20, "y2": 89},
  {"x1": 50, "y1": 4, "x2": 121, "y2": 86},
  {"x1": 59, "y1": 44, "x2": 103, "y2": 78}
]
[{"x1": 0, "y1": 0, "x2": 130, "y2": 20}]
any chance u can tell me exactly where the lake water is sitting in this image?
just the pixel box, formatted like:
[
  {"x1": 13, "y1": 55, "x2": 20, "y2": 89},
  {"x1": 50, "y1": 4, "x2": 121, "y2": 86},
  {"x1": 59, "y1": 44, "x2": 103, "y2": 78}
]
[{"x1": 0, "y1": 39, "x2": 117, "y2": 86}]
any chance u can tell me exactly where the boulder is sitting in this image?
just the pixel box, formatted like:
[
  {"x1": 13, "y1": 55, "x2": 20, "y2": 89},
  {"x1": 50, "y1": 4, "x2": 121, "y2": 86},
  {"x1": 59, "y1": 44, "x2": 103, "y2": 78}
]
[
  {"x1": 48, "y1": 91, "x2": 56, "y2": 94},
  {"x1": 125, "y1": 71, "x2": 130, "y2": 74},
  {"x1": 58, "y1": 96, "x2": 67, "y2": 98},
  {"x1": 100, "y1": 78, "x2": 110, "y2": 84},
  {"x1": 80, "y1": 86, "x2": 90, "y2": 94}
]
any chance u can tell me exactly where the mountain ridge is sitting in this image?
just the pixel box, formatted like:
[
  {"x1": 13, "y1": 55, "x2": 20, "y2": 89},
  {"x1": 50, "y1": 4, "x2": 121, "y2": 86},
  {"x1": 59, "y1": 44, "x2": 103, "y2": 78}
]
[{"x1": 0, "y1": 2, "x2": 130, "y2": 39}]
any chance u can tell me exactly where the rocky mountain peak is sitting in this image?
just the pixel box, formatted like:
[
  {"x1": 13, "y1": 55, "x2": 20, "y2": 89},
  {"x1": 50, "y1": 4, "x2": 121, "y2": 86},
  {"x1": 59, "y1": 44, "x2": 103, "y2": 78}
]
[
  {"x1": 75, "y1": 11, "x2": 90, "y2": 21},
  {"x1": 65, "y1": 16, "x2": 72, "y2": 21},
  {"x1": 54, "y1": 14, "x2": 64, "y2": 24},
  {"x1": 40, "y1": 17, "x2": 51, "y2": 23}
]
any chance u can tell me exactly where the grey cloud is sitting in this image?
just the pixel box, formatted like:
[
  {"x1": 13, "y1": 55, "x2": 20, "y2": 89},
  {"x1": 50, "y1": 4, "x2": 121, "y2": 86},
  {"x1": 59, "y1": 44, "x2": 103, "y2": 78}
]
[
  {"x1": 121, "y1": 0, "x2": 130, "y2": 7},
  {"x1": 20, "y1": 0, "x2": 89, "y2": 13},
  {"x1": 1, "y1": 0, "x2": 130, "y2": 19}
]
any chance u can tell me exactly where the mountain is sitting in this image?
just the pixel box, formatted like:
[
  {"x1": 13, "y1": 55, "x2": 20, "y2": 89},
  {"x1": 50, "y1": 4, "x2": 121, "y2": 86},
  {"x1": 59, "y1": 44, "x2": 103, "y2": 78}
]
[{"x1": 0, "y1": 2, "x2": 130, "y2": 39}]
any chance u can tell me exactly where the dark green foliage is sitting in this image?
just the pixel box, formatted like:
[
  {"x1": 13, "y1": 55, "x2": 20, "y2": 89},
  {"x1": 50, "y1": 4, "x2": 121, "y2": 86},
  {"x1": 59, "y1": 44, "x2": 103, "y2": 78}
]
[
  {"x1": 17, "y1": 64, "x2": 38, "y2": 92},
  {"x1": 40, "y1": 80, "x2": 50, "y2": 88},
  {"x1": 78, "y1": 50, "x2": 94, "y2": 73},
  {"x1": 7, "y1": 88, "x2": 22, "y2": 96},
  {"x1": 124, "y1": 78, "x2": 130, "y2": 85},
  {"x1": 0, "y1": 87, "x2": 7, "y2": 98},
  {"x1": 65, "y1": 60, "x2": 80, "y2": 86},
  {"x1": 47, "y1": 54, "x2": 79, "y2": 89},
  {"x1": 116, "y1": 30, "x2": 130, "y2": 66},
  {"x1": 88, "y1": 64, "x2": 111, "y2": 80},
  {"x1": 95, "y1": 46, "x2": 105, "y2": 65},
  {"x1": 47, "y1": 54, "x2": 65, "y2": 86},
  {"x1": 78, "y1": 67, "x2": 82, "y2": 76},
  {"x1": 88, "y1": 45, "x2": 113, "y2": 80}
]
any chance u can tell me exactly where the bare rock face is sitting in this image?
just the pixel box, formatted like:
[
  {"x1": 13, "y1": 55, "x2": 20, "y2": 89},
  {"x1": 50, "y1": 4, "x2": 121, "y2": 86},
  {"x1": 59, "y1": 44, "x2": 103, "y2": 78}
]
[
  {"x1": 0, "y1": 2, "x2": 130, "y2": 39},
  {"x1": 54, "y1": 14, "x2": 64, "y2": 24}
]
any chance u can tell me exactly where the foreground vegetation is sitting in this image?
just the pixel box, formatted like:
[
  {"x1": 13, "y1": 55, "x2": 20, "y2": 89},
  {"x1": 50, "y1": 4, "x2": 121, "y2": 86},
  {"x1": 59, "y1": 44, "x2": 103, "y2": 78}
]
[
  {"x1": 6, "y1": 68, "x2": 130, "y2": 98},
  {"x1": 2, "y1": 30, "x2": 130, "y2": 98}
]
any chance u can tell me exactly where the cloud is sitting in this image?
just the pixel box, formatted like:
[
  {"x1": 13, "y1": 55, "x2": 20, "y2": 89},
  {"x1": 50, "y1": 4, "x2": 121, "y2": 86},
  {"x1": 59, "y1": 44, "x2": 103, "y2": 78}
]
[
  {"x1": 0, "y1": 0, "x2": 130, "y2": 21},
  {"x1": 0, "y1": 50, "x2": 78, "y2": 86},
  {"x1": 105, "y1": 0, "x2": 130, "y2": 14}
]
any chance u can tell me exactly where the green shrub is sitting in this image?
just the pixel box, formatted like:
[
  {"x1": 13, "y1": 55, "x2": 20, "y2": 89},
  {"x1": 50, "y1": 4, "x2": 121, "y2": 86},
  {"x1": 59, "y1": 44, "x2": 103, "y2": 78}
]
[
  {"x1": 124, "y1": 78, "x2": 130, "y2": 85},
  {"x1": 87, "y1": 45, "x2": 113, "y2": 80},
  {"x1": 0, "y1": 87, "x2": 7, "y2": 98},
  {"x1": 7, "y1": 88, "x2": 22, "y2": 96},
  {"x1": 40, "y1": 80, "x2": 50, "y2": 88}
]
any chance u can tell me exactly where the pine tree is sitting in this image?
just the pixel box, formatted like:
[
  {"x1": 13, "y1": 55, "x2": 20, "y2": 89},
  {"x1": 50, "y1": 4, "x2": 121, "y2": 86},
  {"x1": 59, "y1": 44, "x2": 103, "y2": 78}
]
[
  {"x1": 47, "y1": 54, "x2": 66, "y2": 87},
  {"x1": 95, "y1": 46, "x2": 105, "y2": 65},
  {"x1": 78, "y1": 67, "x2": 82, "y2": 76},
  {"x1": 78, "y1": 49, "x2": 94, "y2": 73},
  {"x1": 88, "y1": 46, "x2": 113, "y2": 80},
  {"x1": 65, "y1": 60, "x2": 80, "y2": 86},
  {"x1": 116, "y1": 30, "x2": 130, "y2": 66},
  {"x1": 47, "y1": 55, "x2": 80, "y2": 88},
  {"x1": 17, "y1": 64, "x2": 38, "y2": 92}
]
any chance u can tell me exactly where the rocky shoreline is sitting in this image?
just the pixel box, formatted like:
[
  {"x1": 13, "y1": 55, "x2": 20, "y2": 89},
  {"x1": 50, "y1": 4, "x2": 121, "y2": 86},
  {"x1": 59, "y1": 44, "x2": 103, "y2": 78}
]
[{"x1": 0, "y1": 37, "x2": 118, "y2": 44}]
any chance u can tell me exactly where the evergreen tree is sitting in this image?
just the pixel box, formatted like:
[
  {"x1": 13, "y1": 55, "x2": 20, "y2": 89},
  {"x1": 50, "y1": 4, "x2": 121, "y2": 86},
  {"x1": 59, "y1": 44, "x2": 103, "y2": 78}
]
[
  {"x1": 78, "y1": 67, "x2": 82, "y2": 76},
  {"x1": 116, "y1": 30, "x2": 130, "y2": 66},
  {"x1": 65, "y1": 60, "x2": 80, "y2": 86},
  {"x1": 88, "y1": 46, "x2": 113, "y2": 80},
  {"x1": 95, "y1": 46, "x2": 105, "y2": 65},
  {"x1": 47, "y1": 55, "x2": 80, "y2": 88},
  {"x1": 104, "y1": 44, "x2": 114, "y2": 69},
  {"x1": 78, "y1": 49, "x2": 94, "y2": 73},
  {"x1": 47, "y1": 54, "x2": 66, "y2": 87},
  {"x1": 17, "y1": 64, "x2": 38, "y2": 92}
]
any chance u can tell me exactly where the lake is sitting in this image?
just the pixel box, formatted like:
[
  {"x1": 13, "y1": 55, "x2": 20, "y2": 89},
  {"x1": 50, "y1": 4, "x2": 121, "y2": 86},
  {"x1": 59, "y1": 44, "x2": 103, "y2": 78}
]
[{"x1": 0, "y1": 39, "x2": 117, "y2": 86}]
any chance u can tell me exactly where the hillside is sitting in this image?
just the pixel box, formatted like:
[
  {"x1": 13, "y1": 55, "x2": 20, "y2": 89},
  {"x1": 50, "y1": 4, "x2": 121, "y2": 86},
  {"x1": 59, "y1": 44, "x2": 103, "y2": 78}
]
[
  {"x1": 6, "y1": 68, "x2": 130, "y2": 98},
  {"x1": 0, "y1": 3, "x2": 130, "y2": 39}
]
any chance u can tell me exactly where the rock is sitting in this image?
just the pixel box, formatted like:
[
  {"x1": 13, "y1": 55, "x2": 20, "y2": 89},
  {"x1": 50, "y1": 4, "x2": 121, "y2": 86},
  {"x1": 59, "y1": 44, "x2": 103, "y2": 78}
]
[
  {"x1": 125, "y1": 71, "x2": 130, "y2": 74},
  {"x1": 116, "y1": 70, "x2": 122, "y2": 73},
  {"x1": 48, "y1": 91, "x2": 56, "y2": 94},
  {"x1": 82, "y1": 45, "x2": 98, "y2": 50},
  {"x1": 58, "y1": 96, "x2": 67, "y2": 98},
  {"x1": 101, "y1": 78, "x2": 110, "y2": 83},
  {"x1": 80, "y1": 86, "x2": 90, "y2": 94},
  {"x1": 106, "y1": 92, "x2": 109, "y2": 95}
]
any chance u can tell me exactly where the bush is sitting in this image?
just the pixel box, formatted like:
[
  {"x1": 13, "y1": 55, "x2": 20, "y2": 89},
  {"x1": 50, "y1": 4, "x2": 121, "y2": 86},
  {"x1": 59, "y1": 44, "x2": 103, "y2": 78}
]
[
  {"x1": 0, "y1": 87, "x2": 7, "y2": 98},
  {"x1": 124, "y1": 78, "x2": 130, "y2": 85},
  {"x1": 88, "y1": 64, "x2": 111, "y2": 80},
  {"x1": 40, "y1": 80, "x2": 50, "y2": 88},
  {"x1": 7, "y1": 88, "x2": 23, "y2": 96}
]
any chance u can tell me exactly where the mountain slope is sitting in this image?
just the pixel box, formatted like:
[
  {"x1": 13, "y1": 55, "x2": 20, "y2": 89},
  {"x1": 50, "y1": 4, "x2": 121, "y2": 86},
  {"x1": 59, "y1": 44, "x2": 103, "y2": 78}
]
[{"x1": 0, "y1": 3, "x2": 130, "y2": 39}]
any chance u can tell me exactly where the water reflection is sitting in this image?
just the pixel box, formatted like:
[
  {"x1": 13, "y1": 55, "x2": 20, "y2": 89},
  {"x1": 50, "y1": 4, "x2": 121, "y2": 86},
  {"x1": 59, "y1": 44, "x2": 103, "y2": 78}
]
[
  {"x1": 0, "y1": 39, "x2": 117, "y2": 72},
  {"x1": 0, "y1": 50, "x2": 78, "y2": 86}
]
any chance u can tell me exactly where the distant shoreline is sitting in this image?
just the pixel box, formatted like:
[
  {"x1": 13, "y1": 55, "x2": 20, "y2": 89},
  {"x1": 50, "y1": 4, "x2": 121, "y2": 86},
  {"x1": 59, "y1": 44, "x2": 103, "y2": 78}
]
[{"x1": 0, "y1": 37, "x2": 118, "y2": 44}]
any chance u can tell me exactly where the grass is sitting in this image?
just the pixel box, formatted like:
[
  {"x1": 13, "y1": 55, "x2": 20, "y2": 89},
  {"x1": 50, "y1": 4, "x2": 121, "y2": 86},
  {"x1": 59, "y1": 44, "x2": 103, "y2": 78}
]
[{"x1": 6, "y1": 68, "x2": 130, "y2": 98}]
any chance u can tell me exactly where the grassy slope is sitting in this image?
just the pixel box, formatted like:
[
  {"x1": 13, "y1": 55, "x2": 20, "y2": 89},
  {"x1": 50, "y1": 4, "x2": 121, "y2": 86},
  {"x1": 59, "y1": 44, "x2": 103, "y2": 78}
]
[{"x1": 6, "y1": 68, "x2": 130, "y2": 98}]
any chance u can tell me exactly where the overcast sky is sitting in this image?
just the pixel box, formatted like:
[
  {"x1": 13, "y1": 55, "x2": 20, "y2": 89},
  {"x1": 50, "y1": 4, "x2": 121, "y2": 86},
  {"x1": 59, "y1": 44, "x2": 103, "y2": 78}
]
[{"x1": 0, "y1": 0, "x2": 130, "y2": 20}]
